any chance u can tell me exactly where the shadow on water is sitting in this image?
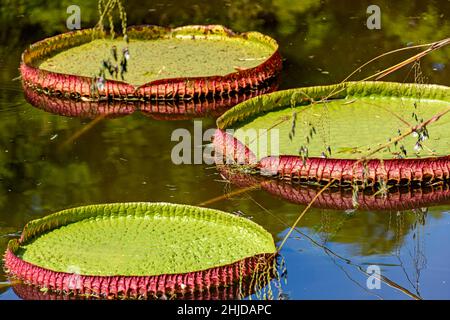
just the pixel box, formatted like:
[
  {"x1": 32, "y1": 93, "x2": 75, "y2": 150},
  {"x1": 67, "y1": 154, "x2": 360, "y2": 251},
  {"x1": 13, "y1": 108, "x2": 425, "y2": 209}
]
[{"x1": 1, "y1": 0, "x2": 450, "y2": 299}]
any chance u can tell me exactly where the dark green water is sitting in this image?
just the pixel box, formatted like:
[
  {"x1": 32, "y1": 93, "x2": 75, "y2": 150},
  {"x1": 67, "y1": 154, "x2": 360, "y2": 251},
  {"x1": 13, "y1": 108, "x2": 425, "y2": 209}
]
[{"x1": 1, "y1": 0, "x2": 450, "y2": 299}]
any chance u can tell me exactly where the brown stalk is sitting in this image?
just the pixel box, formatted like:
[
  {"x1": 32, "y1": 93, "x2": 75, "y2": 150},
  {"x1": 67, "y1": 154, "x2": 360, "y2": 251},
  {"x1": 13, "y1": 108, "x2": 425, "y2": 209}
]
[
  {"x1": 323, "y1": 37, "x2": 450, "y2": 102},
  {"x1": 197, "y1": 185, "x2": 260, "y2": 206},
  {"x1": 59, "y1": 114, "x2": 106, "y2": 149}
]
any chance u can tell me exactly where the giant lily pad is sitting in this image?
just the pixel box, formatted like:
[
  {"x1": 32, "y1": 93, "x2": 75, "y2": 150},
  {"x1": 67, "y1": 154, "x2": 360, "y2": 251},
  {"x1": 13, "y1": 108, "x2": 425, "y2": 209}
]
[
  {"x1": 4, "y1": 203, "x2": 276, "y2": 299},
  {"x1": 21, "y1": 25, "x2": 282, "y2": 101},
  {"x1": 214, "y1": 81, "x2": 450, "y2": 186}
]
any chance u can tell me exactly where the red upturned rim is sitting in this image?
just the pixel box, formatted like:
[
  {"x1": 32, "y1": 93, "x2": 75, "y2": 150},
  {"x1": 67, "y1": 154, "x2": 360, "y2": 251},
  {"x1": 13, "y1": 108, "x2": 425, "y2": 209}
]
[
  {"x1": 20, "y1": 25, "x2": 282, "y2": 101},
  {"x1": 4, "y1": 247, "x2": 275, "y2": 299},
  {"x1": 213, "y1": 129, "x2": 450, "y2": 186}
]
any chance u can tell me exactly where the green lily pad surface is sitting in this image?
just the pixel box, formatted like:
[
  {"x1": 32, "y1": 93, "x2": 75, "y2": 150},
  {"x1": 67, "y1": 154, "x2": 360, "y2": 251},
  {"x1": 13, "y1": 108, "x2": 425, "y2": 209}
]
[
  {"x1": 15, "y1": 203, "x2": 275, "y2": 276},
  {"x1": 220, "y1": 82, "x2": 450, "y2": 160},
  {"x1": 39, "y1": 38, "x2": 273, "y2": 86}
]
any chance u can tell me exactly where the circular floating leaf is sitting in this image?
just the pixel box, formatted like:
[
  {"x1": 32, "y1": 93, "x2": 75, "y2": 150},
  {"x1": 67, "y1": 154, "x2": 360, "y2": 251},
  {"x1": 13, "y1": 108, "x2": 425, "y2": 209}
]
[
  {"x1": 5, "y1": 203, "x2": 276, "y2": 298},
  {"x1": 21, "y1": 25, "x2": 282, "y2": 101},
  {"x1": 214, "y1": 81, "x2": 450, "y2": 185}
]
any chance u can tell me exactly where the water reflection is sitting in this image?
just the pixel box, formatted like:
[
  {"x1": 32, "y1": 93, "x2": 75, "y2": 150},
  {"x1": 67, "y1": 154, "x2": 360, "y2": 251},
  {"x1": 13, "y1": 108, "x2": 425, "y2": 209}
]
[
  {"x1": 218, "y1": 166, "x2": 450, "y2": 211},
  {"x1": 218, "y1": 165, "x2": 448, "y2": 256},
  {"x1": 212, "y1": 166, "x2": 449, "y2": 299},
  {"x1": 23, "y1": 81, "x2": 278, "y2": 120},
  {"x1": 1, "y1": 0, "x2": 450, "y2": 299}
]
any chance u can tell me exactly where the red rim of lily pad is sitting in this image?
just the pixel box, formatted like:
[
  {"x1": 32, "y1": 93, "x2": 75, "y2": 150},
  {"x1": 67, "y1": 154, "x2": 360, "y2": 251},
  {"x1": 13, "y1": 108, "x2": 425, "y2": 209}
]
[
  {"x1": 213, "y1": 81, "x2": 450, "y2": 186},
  {"x1": 5, "y1": 250, "x2": 275, "y2": 299},
  {"x1": 4, "y1": 203, "x2": 277, "y2": 299},
  {"x1": 214, "y1": 127, "x2": 450, "y2": 186},
  {"x1": 20, "y1": 25, "x2": 282, "y2": 101}
]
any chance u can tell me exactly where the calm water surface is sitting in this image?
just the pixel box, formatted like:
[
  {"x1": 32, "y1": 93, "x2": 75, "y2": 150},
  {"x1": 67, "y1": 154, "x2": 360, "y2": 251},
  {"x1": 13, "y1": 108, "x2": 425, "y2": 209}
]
[{"x1": 1, "y1": 0, "x2": 450, "y2": 299}]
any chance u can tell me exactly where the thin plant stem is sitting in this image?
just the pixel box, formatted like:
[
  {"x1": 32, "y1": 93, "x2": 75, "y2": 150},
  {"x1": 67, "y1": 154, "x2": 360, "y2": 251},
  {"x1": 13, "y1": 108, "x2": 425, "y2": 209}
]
[
  {"x1": 197, "y1": 185, "x2": 260, "y2": 206},
  {"x1": 249, "y1": 194, "x2": 421, "y2": 300},
  {"x1": 356, "y1": 106, "x2": 450, "y2": 163},
  {"x1": 59, "y1": 114, "x2": 106, "y2": 149},
  {"x1": 277, "y1": 179, "x2": 336, "y2": 252},
  {"x1": 323, "y1": 37, "x2": 450, "y2": 102}
]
